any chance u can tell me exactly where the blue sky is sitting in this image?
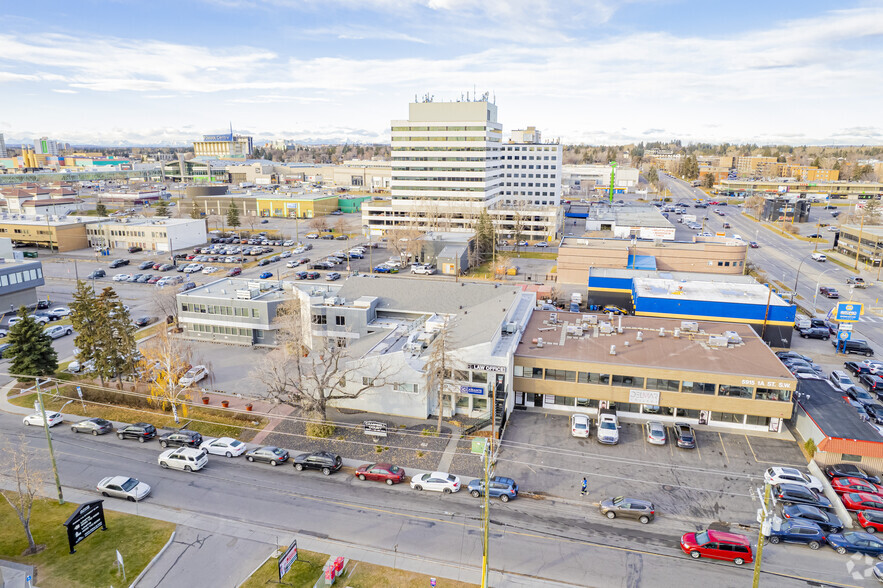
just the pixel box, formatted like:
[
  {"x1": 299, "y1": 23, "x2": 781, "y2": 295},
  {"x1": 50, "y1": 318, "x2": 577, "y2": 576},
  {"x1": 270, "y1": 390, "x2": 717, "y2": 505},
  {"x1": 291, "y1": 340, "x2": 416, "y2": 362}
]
[{"x1": 1, "y1": 0, "x2": 882, "y2": 146}]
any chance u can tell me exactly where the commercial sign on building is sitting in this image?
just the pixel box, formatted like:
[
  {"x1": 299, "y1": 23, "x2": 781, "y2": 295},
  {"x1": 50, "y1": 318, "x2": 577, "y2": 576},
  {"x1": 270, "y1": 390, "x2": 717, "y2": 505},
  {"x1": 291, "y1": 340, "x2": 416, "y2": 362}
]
[
  {"x1": 63, "y1": 500, "x2": 107, "y2": 554},
  {"x1": 467, "y1": 364, "x2": 506, "y2": 373},
  {"x1": 203, "y1": 134, "x2": 234, "y2": 142},
  {"x1": 363, "y1": 420, "x2": 388, "y2": 437},
  {"x1": 460, "y1": 385, "x2": 484, "y2": 396},
  {"x1": 629, "y1": 389, "x2": 660, "y2": 405},
  {"x1": 835, "y1": 302, "x2": 863, "y2": 322},
  {"x1": 278, "y1": 541, "x2": 298, "y2": 580}
]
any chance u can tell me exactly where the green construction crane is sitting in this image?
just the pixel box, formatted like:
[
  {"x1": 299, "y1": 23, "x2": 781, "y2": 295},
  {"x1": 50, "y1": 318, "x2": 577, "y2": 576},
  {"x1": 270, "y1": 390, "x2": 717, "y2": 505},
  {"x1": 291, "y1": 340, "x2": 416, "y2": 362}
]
[{"x1": 608, "y1": 161, "x2": 617, "y2": 202}]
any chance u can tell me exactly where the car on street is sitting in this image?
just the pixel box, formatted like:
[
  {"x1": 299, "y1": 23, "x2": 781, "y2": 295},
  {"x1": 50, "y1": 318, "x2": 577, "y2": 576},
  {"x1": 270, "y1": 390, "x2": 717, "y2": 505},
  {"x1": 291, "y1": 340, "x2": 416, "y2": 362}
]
[
  {"x1": 179, "y1": 365, "x2": 208, "y2": 386},
  {"x1": 848, "y1": 276, "x2": 868, "y2": 288},
  {"x1": 245, "y1": 446, "x2": 289, "y2": 466},
  {"x1": 831, "y1": 477, "x2": 883, "y2": 496},
  {"x1": 354, "y1": 463, "x2": 406, "y2": 485},
  {"x1": 782, "y1": 504, "x2": 843, "y2": 532},
  {"x1": 571, "y1": 413, "x2": 590, "y2": 438},
  {"x1": 764, "y1": 467, "x2": 824, "y2": 492},
  {"x1": 749, "y1": 241, "x2": 759, "y2": 248},
  {"x1": 158, "y1": 447, "x2": 207, "y2": 472},
  {"x1": 116, "y1": 422, "x2": 156, "y2": 442},
  {"x1": 327, "y1": 272, "x2": 341, "y2": 280},
  {"x1": 647, "y1": 421, "x2": 666, "y2": 445},
  {"x1": 763, "y1": 517, "x2": 825, "y2": 550},
  {"x1": 858, "y1": 510, "x2": 883, "y2": 533},
  {"x1": 133, "y1": 316, "x2": 156, "y2": 328},
  {"x1": 825, "y1": 464, "x2": 881, "y2": 484},
  {"x1": 410, "y1": 471, "x2": 461, "y2": 493},
  {"x1": 811, "y1": 252, "x2": 827, "y2": 262},
  {"x1": 599, "y1": 496, "x2": 655, "y2": 524},
  {"x1": 200, "y1": 437, "x2": 247, "y2": 457},
  {"x1": 826, "y1": 531, "x2": 883, "y2": 558},
  {"x1": 48, "y1": 307, "x2": 71, "y2": 318},
  {"x1": 292, "y1": 451, "x2": 342, "y2": 475},
  {"x1": 819, "y1": 286, "x2": 839, "y2": 298},
  {"x1": 597, "y1": 410, "x2": 619, "y2": 444},
  {"x1": 71, "y1": 417, "x2": 113, "y2": 435},
  {"x1": 44, "y1": 325, "x2": 73, "y2": 339},
  {"x1": 158, "y1": 429, "x2": 203, "y2": 449},
  {"x1": 87, "y1": 269, "x2": 106, "y2": 279},
  {"x1": 800, "y1": 327, "x2": 830, "y2": 340},
  {"x1": 226, "y1": 268, "x2": 242, "y2": 277},
  {"x1": 774, "y1": 483, "x2": 833, "y2": 509},
  {"x1": 680, "y1": 530, "x2": 752, "y2": 565},
  {"x1": 467, "y1": 476, "x2": 518, "y2": 502},
  {"x1": 674, "y1": 422, "x2": 696, "y2": 449},
  {"x1": 97, "y1": 476, "x2": 151, "y2": 502},
  {"x1": 23, "y1": 412, "x2": 63, "y2": 427},
  {"x1": 842, "y1": 492, "x2": 883, "y2": 512},
  {"x1": 259, "y1": 271, "x2": 273, "y2": 279}
]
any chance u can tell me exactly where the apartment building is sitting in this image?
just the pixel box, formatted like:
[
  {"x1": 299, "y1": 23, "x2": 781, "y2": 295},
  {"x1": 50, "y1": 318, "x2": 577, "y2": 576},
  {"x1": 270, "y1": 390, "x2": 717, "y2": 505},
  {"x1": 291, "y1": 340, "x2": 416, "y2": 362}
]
[
  {"x1": 0, "y1": 134, "x2": 6, "y2": 158},
  {"x1": 500, "y1": 127, "x2": 562, "y2": 207},
  {"x1": 736, "y1": 156, "x2": 778, "y2": 177}
]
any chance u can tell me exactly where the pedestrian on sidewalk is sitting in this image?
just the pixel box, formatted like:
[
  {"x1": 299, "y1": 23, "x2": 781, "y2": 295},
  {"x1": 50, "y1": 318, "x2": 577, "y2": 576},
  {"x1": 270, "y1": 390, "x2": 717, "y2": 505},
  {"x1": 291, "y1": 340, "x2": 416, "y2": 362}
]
[{"x1": 581, "y1": 477, "x2": 587, "y2": 497}]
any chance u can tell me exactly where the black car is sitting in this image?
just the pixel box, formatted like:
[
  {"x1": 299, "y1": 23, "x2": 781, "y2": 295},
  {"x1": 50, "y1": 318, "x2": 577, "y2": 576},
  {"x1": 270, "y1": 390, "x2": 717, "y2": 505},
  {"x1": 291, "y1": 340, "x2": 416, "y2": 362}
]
[
  {"x1": 674, "y1": 422, "x2": 696, "y2": 449},
  {"x1": 865, "y1": 403, "x2": 883, "y2": 424},
  {"x1": 139, "y1": 260, "x2": 155, "y2": 270},
  {"x1": 834, "y1": 339, "x2": 875, "y2": 356},
  {"x1": 861, "y1": 374, "x2": 883, "y2": 393},
  {"x1": 819, "y1": 287, "x2": 839, "y2": 299},
  {"x1": 599, "y1": 496, "x2": 656, "y2": 524},
  {"x1": 128, "y1": 246, "x2": 143, "y2": 253},
  {"x1": 782, "y1": 504, "x2": 844, "y2": 533},
  {"x1": 134, "y1": 316, "x2": 156, "y2": 327},
  {"x1": 847, "y1": 386, "x2": 878, "y2": 406},
  {"x1": 71, "y1": 417, "x2": 113, "y2": 435},
  {"x1": 845, "y1": 361, "x2": 879, "y2": 376},
  {"x1": 35, "y1": 300, "x2": 50, "y2": 310},
  {"x1": 800, "y1": 327, "x2": 830, "y2": 340},
  {"x1": 116, "y1": 422, "x2": 157, "y2": 442},
  {"x1": 774, "y1": 483, "x2": 833, "y2": 509},
  {"x1": 292, "y1": 451, "x2": 342, "y2": 475},
  {"x1": 158, "y1": 429, "x2": 203, "y2": 448},
  {"x1": 87, "y1": 269, "x2": 106, "y2": 279},
  {"x1": 245, "y1": 446, "x2": 289, "y2": 466},
  {"x1": 825, "y1": 464, "x2": 881, "y2": 484},
  {"x1": 257, "y1": 259, "x2": 270, "y2": 267},
  {"x1": 777, "y1": 351, "x2": 813, "y2": 363},
  {"x1": 109, "y1": 259, "x2": 129, "y2": 269}
]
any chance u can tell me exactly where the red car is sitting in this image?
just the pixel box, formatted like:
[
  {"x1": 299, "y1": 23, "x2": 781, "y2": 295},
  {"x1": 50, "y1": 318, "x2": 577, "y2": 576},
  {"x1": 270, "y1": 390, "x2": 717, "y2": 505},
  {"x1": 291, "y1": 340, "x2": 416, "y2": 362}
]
[
  {"x1": 354, "y1": 463, "x2": 406, "y2": 485},
  {"x1": 858, "y1": 510, "x2": 883, "y2": 533},
  {"x1": 842, "y1": 492, "x2": 883, "y2": 512},
  {"x1": 831, "y1": 477, "x2": 883, "y2": 496},
  {"x1": 226, "y1": 267, "x2": 242, "y2": 277},
  {"x1": 680, "y1": 529, "x2": 753, "y2": 565}
]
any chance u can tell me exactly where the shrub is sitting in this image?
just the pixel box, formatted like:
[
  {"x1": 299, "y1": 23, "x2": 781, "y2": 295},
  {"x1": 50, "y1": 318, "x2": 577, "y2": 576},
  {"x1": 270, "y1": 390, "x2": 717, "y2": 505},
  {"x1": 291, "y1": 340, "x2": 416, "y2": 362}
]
[
  {"x1": 804, "y1": 438, "x2": 817, "y2": 458},
  {"x1": 306, "y1": 419, "x2": 335, "y2": 439}
]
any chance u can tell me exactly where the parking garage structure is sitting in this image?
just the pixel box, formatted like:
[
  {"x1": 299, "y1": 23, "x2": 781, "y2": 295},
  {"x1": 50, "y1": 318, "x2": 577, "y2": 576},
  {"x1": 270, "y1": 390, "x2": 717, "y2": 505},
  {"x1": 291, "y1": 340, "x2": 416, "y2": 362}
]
[{"x1": 512, "y1": 311, "x2": 796, "y2": 432}]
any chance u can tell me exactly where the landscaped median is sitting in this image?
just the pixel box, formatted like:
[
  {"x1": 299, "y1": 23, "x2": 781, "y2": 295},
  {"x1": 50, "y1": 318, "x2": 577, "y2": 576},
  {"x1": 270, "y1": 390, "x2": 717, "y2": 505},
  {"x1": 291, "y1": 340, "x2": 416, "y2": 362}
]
[
  {"x1": 240, "y1": 546, "x2": 477, "y2": 588},
  {"x1": 0, "y1": 496, "x2": 174, "y2": 588}
]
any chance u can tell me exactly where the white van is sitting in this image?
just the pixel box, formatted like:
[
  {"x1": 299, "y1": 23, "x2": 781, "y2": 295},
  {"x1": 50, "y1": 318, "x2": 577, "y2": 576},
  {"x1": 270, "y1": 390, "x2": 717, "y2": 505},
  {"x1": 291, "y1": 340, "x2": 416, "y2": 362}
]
[
  {"x1": 158, "y1": 447, "x2": 208, "y2": 472},
  {"x1": 811, "y1": 252, "x2": 827, "y2": 262},
  {"x1": 794, "y1": 315, "x2": 811, "y2": 331}
]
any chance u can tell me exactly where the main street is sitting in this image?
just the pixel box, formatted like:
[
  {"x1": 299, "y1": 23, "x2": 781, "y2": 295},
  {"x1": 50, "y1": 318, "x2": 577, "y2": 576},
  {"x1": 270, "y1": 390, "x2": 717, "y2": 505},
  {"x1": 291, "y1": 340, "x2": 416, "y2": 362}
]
[{"x1": 1, "y1": 410, "x2": 873, "y2": 587}]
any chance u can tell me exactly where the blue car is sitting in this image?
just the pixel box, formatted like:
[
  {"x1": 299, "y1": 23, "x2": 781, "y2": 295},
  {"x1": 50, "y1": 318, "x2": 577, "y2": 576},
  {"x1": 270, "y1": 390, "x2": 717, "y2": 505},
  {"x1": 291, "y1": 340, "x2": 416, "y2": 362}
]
[
  {"x1": 373, "y1": 265, "x2": 390, "y2": 273},
  {"x1": 466, "y1": 476, "x2": 518, "y2": 502},
  {"x1": 826, "y1": 531, "x2": 883, "y2": 559},
  {"x1": 765, "y1": 518, "x2": 825, "y2": 550},
  {"x1": 259, "y1": 271, "x2": 273, "y2": 279},
  {"x1": 782, "y1": 504, "x2": 843, "y2": 533}
]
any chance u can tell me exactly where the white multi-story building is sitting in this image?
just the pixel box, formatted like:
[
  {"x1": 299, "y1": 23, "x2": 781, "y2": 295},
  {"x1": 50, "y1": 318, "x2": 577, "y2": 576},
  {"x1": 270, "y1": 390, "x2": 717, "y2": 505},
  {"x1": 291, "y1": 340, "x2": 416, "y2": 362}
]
[
  {"x1": 34, "y1": 137, "x2": 59, "y2": 156},
  {"x1": 193, "y1": 130, "x2": 254, "y2": 160},
  {"x1": 0, "y1": 133, "x2": 7, "y2": 157},
  {"x1": 500, "y1": 127, "x2": 562, "y2": 207},
  {"x1": 85, "y1": 217, "x2": 207, "y2": 253}
]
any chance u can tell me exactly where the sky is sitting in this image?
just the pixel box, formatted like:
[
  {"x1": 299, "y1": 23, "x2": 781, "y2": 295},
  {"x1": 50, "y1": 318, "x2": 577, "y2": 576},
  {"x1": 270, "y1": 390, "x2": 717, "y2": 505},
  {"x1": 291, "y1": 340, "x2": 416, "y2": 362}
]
[{"x1": 1, "y1": 0, "x2": 882, "y2": 147}]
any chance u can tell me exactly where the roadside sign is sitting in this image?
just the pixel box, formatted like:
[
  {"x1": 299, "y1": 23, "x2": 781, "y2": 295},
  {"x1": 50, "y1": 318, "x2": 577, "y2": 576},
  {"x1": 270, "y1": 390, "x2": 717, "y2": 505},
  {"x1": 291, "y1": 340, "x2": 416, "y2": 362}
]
[
  {"x1": 431, "y1": 578, "x2": 436, "y2": 587},
  {"x1": 363, "y1": 421, "x2": 388, "y2": 438},
  {"x1": 471, "y1": 438, "x2": 487, "y2": 455},
  {"x1": 63, "y1": 500, "x2": 107, "y2": 554},
  {"x1": 835, "y1": 302, "x2": 863, "y2": 322},
  {"x1": 76, "y1": 386, "x2": 83, "y2": 399},
  {"x1": 278, "y1": 541, "x2": 298, "y2": 580},
  {"x1": 839, "y1": 330, "x2": 851, "y2": 341},
  {"x1": 839, "y1": 323, "x2": 853, "y2": 332}
]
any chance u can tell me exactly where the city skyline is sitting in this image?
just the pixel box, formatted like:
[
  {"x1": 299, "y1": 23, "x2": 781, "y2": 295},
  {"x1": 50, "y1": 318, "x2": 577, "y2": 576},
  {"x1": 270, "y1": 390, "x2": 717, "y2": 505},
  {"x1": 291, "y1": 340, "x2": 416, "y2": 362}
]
[{"x1": 1, "y1": 0, "x2": 881, "y2": 146}]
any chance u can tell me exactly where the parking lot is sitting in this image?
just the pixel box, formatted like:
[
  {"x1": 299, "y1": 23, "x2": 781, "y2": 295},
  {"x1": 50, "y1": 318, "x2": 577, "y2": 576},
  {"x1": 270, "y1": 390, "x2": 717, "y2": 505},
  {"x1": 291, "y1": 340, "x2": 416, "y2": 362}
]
[{"x1": 498, "y1": 410, "x2": 807, "y2": 525}]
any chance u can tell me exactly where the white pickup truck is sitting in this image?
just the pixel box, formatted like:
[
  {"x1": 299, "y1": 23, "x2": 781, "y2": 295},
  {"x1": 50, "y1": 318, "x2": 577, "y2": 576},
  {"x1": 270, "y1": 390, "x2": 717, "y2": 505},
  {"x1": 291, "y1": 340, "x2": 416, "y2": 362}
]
[{"x1": 411, "y1": 264, "x2": 436, "y2": 275}]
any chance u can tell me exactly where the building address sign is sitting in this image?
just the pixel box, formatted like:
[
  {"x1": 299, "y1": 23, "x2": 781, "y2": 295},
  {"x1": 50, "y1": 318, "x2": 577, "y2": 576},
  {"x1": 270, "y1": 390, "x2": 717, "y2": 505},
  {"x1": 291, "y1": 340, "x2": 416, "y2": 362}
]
[
  {"x1": 740, "y1": 379, "x2": 791, "y2": 389},
  {"x1": 467, "y1": 364, "x2": 506, "y2": 373}
]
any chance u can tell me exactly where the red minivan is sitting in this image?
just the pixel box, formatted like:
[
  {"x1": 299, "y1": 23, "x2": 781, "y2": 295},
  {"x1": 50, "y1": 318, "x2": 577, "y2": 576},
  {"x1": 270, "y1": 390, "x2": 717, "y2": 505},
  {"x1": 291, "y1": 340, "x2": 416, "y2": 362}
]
[{"x1": 680, "y1": 530, "x2": 753, "y2": 565}]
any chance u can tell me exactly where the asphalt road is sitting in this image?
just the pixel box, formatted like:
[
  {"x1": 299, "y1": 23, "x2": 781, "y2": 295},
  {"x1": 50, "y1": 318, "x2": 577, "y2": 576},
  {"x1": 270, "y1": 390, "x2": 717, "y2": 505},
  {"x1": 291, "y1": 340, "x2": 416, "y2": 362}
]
[{"x1": 3, "y1": 411, "x2": 876, "y2": 587}]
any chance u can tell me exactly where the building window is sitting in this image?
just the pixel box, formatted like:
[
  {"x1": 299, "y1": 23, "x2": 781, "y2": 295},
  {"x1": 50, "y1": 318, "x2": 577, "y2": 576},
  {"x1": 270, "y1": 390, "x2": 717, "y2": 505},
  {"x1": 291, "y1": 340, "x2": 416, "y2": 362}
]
[
  {"x1": 711, "y1": 411, "x2": 745, "y2": 424},
  {"x1": 473, "y1": 398, "x2": 488, "y2": 412},
  {"x1": 362, "y1": 377, "x2": 375, "y2": 386},
  {"x1": 755, "y1": 388, "x2": 791, "y2": 402},
  {"x1": 745, "y1": 415, "x2": 771, "y2": 427},
  {"x1": 719, "y1": 385, "x2": 753, "y2": 399},
  {"x1": 251, "y1": 309, "x2": 260, "y2": 318},
  {"x1": 578, "y1": 372, "x2": 609, "y2": 384},
  {"x1": 682, "y1": 381, "x2": 716, "y2": 395},
  {"x1": 472, "y1": 371, "x2": 488, "y2": 383},
  {"x1": 611, "y1": 375, "x2": 643, "y2": 388},
  {"x1": 646, "y1": 378, "x2": 679, "y2": 392},
  {"x1": 545, "y1": 369, "x2": 576, "y2": 382},
  {"x1": 394, "y1": 382, "x2": 418, "y2": 394},
  {"x1": 456, "y1": 395, "x2": 470, "y2": 409},
  {"x1": 312, "y1": 315, "x2": 327, "y2": 325},
  {"x1": 516, "y1": 366, "x2": 543, "y2": 379},
  {"x1": 553, "y1": 396, "x2": 575, "y2": 406},
  {"x1": 455, "y1": 370, "x2": 470, "y2": 381},
  {"x1": 841, "y1": 453, "x2": 863, "y2": 463},
  {"x1": 335, "y1": 316, "x2": 346, "y2": 326}
]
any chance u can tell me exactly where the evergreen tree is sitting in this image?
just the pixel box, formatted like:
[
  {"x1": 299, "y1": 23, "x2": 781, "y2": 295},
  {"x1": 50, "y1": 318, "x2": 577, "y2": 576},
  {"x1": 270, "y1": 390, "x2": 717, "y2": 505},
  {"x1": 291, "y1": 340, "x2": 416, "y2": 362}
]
[
  {"x1": 189, "y1": 203, "x2": 202, "y2": 219},
  {"x1": 646, "y1": 167, "x2": 659, "y2": 184},
  {"x1": 6, "y1": 307, "x2": 58, "y2": 378},
  {"x1": 811, "y1": 157, "x2": 822, "y2": 168},
  {"x1": 154, "y1": 200, "x2": 170, "y2": 217},
  {"x1": 95, "y1": 203, "x2": 107, "y2": 217},
  {"x1": 226, "y1": 201, "x2": 241, "y2": 230},
  {"x1": 94, "y1": 288, "x2": 138, "y2": 384},
  {"x1": 70, "y1": 280, "x2": 101, "y2": 369},
  {"x1": 703, "y1": 173, "x2": 715, "y2": 189},
  {"x1": 474, "y1": 209, "x2": 494, "y2": 261}
]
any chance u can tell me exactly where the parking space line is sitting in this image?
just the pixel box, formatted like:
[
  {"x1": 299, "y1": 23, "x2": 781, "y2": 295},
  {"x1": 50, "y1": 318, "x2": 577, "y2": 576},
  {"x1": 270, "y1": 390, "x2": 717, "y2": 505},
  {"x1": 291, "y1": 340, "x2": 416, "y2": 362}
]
[
  {"x1": 719, "y1": 433, "x2": 730, "y2": 465},
  {"x1": 695, "y1": 439, "x2": 702, "y2": 460},
  {"x1": 641, "y1": 423, "x2": 647, "y2": 452},
  {"x1": 745, "y1": 435, "x2": 759, "y2": 462}
]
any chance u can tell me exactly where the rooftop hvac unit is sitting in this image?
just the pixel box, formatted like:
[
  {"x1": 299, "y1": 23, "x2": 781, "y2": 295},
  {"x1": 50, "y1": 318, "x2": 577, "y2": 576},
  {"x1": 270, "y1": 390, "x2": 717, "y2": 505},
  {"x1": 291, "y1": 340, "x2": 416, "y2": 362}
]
[
  {"x1": 708, "y1": 335, "x2": 729, "y2": 347},
  {"x1": 537, "y1": 337, "x2": 544, "y2": 348},
  {"x1": 609, "y1": 345, "x2": 616, "y2": 355},
  {"x1": 723, "y1": 331, "x2": 743, "y2": 344},
  {"x1": 566, "y1": 325, "x2": 583, "y2": 336},
  {"x1": 549, "y1": 312, "x2": 558, "y2": 323},
  {"x1": 659, "y1": 327, "x2": 665, "y2": 337},
  {"x1": 247, "y1": 281, "x2": 262, "y2": 290},
  {"x1": 673, "y1": 328, "x2": 680, "y2": 338},
  {"x1": 636, "y1": 331, "x2": 643, "y2": 342},
  {"x1": 680, "y1": 321, "x2": 699, "y2": 333},
  {"x1": 235, "y1": 289, "x2": 257, "y2": 300},
  {"x1": 599, "y1": 322, "x2": 614, "y2": 334},
  {"x1": 584, "y1": 314, "x2": 598, "y2": 325},
  {"x1": 502, "y1": 322, "x2": 517, "y2": 334}
]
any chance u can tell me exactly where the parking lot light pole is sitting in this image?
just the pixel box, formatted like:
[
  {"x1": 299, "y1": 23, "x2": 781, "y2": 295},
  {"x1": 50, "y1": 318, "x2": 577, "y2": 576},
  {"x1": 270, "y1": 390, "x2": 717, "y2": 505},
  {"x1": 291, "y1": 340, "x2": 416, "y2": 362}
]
[
  {"x1": 812, "y1": 267, "x2": 838, "y2": 312},
  {"x1": 752, "y1": 483, "x2": 770, "y2": 588},
  {"x1": 791, "y1": 252, "x2": 817, "y2": 300}
]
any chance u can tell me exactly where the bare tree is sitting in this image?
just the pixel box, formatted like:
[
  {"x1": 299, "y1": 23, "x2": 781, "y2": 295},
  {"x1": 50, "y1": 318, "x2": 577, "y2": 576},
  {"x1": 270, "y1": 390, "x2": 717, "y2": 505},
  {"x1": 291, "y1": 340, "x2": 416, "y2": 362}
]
[
  {"x1": 422, "y1": 318, "x2": 461, "y2": 434},
  {"x1": 151, "y1": 288, "x2": 179, "y2": 327},
  {"x1": 745, "y1": 195, "x2": 765, "y2": 220},
  {"x1": 0, "y1": 436, "x2": 45, "y2": 555},
  {"x1": 309, "y1": 216, "x2": 329, "y2": 233},
  {"x1": 334, "y1": 216, "x2": 353, "y2": 236},
  {"x1": 251, "y1": 300, "x2": 394, "y2": 422},
  {"x1": 140, "y1": 329, "x2": 194, "y2": 418}
]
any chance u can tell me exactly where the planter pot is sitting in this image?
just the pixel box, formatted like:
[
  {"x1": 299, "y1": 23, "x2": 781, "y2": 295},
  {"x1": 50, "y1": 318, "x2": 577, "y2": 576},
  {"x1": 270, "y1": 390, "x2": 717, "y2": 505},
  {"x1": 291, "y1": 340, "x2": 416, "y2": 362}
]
[
  {"x1": 245, "y1": 404, "x2": 253, "y2": 412},
  {"x1": 221, "y1": 400, "x2": 229, "y2": 408},
  {"x1": 202, "y1": 397, "x2": 210, "y2": 405}
]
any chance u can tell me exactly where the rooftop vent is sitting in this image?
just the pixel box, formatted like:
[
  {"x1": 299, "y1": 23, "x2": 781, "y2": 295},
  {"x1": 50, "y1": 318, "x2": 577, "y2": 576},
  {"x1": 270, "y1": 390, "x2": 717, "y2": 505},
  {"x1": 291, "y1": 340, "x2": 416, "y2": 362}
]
[
  {"x1": 609, "y1": 345, "x2": 616, "y2": 355},
  {"x1": 680, "y1": 321, "x2": 699, "y2": 333}
]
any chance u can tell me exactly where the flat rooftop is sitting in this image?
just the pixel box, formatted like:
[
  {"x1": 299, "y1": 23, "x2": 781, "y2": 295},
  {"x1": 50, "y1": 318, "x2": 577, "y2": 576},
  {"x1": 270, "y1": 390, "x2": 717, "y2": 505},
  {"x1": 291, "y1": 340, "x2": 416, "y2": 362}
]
[
  {"x1": 841, "y1": 225, "x2": 883, "y2": 238},
  {"x1": 560, "y1": 236, "x2": 744, "y2": 250},
  {"x1": 589, "y1": 267, "x2": 758, "y2": 284},
  {"x1": 587, "y1": 204, "x2": 673, "y2": 229},
  {"x1": 0, "y1": 214, "x2": 112, "y2": 227},
  {"x1": 797, "y1": 379, "x2": 882, "y2": 443},
  {"x1": 516, "y1": 311, "x2": 795, "y2": 380},
  {"x1": 181, "y1": 278, "x2": 290, "y2": 302},
  {"x1": 85, "y1": 217, "x2": 202, "y2": 227},
  {"x1": 634, "y1": 277, "x2": 790, "y2": 307}
]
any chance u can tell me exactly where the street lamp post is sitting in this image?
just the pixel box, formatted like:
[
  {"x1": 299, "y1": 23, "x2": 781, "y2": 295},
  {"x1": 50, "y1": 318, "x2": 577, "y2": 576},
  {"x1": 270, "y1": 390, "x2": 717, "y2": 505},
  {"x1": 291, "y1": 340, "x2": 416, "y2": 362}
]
[
  {"x1": 812, "y1": 267, "x2": 838, "y2": 313},
  {"x1": 792, "y1": 252, "x2": 819, "y2": 300}
]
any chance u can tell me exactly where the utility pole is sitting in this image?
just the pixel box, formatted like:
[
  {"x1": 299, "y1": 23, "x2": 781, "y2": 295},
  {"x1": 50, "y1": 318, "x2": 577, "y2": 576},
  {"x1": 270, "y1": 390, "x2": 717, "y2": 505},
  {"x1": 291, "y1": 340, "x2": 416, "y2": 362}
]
[
  {"x1": 752, "y1": 482, "x2": 770, "y2": 588},
  {"x1": 481, "y1": 383, "x2": 497, "y2": 588},
  {"x1": 35, "y1": 380, "x2": 64, "y2": 504}
]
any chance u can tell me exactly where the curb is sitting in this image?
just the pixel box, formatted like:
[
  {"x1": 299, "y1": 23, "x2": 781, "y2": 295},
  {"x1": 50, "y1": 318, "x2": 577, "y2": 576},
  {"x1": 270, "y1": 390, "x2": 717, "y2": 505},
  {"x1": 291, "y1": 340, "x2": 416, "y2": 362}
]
[
  {"x1": 235, "y1": 547, "x2": 278, "y2": 588},
  {"x1": 129, "y1": 530, "x2": 176, "y2": 588}
]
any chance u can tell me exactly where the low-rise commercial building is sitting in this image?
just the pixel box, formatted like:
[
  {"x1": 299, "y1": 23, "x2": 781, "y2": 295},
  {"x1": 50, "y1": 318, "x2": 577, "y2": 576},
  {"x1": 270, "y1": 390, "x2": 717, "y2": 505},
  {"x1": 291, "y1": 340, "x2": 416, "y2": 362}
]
[
  {"x1": 0, "y1": 215, "x2": 95, "y2": 251},
  {"x1": 85, "y1": 217, "x2": 207, "y2": 253},
  {"x1": 513, "y1": 312, "x2": 796, "y2": 432},
  {"x1": 582, "y1": 204, "x2": 676, "y2": 240},
  {"x1": 836, "y1": 224, "x2": 883, "y2": 267},
  {"x1": 0, "y1": 260, "x2": 46, "y2": 312},
  {"x1": 562, "y1": 164, "x2": 640, "y2": 196},
  {"x1": 715, "y1": 179, "x2": 883, "y2": 199}
]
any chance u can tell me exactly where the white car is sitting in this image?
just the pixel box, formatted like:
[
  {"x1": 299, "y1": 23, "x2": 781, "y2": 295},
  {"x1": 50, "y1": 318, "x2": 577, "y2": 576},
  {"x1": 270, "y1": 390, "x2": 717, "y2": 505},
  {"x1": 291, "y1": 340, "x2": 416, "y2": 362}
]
[
  {"x1": 97, "y1": 476, "x2": 151, "y2": 502},
  {"x1": 280, "y1": 251, "x2": 291, "y2": 258},
  {"x1": 158, "y1": 447, "x2": 208, "y2": 472},
  {"x1": 764, "y1": 467, "x2": 824, "y2": 493},
  {"x1": 184, "y1": 264, "x2": 203, "y2": 274},
  {"x1": 811, "y1": 252, "x2": 827, "y2": 262},
  {"x1": 571, "y1": 413, "x2": 591, "y2": 438},
  {"x1": 112, "y1": 273, "x2": 132, "y2": 282},
  {"x1": 48, "y1": 307, "x2": 71, "y2": 318},
  {"x1": 286, "y1": 260, "x2": 300, "y2": 268},
  {"x1": 23, "y1": 412, "x2": 63, "y2": 427},
  {"x1": 45, "y1": 325, "x2": 73, "y2": 339},
  {"x1": 597, "y1": 412, "x2": 620, "y2": 445},
  {"x1": 647, "y1": 421, "x2": 666, "y2": 445},
  {"x1": 410, "y1": 471, "x2": 461, "y2": 494},
  {"x1": 179, "y1": 365, "x2": 209, "y2": 386},
  {"x1": 201, "y1": 266, "x2": 218, "y2": 274},
  {"x1": 8, "y1": 315, "x2": 49, "y2": 327},
  {"x1": 411, "y1": 264, "x2": 437, "y2": 275},
  {"x1": 200, "y1": 437, "x2": 247, "y2": 457}
]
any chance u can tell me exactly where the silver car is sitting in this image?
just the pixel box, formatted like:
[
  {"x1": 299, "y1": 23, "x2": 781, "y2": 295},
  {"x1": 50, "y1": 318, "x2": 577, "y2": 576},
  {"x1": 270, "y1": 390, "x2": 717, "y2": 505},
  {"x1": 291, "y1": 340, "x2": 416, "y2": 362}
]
[
  {"x1": 97, "y1": 476, "x2": 151, "y2": 502},
  {"x1": 45, "y1": 325, "x2": 73, "y2": 339},
  {"x1": 647, "y1": 421, "x2": 666, "y2": 445}
]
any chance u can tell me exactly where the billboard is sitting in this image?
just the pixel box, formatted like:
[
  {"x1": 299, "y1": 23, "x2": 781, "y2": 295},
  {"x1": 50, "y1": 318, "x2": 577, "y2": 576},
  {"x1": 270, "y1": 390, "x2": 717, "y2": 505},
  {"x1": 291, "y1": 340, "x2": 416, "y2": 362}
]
[
  {"x1": 278, "y1": 541, "x2": 298, "y2": 580},
  {"x1": 203, "y1": 134, "x2": 233, "y2": 142},
  {"x1": 835, "y1": 302, "x2": 863, "y2": 322}
]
